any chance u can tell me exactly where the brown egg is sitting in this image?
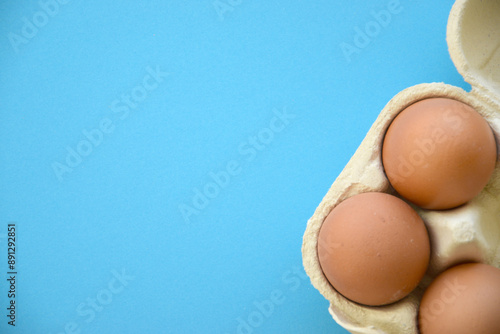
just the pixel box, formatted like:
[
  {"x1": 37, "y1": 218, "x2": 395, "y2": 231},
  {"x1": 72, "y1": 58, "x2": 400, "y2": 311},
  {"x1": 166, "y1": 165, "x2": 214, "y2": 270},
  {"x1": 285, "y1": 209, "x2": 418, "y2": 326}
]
[
  {"x1": 382, "y1": 98, "x2": 497, "y2": 210},
  {"x1": 419, "y1": 263, "x2": 500, "y2": 334},
  {"x1": 317, "y1": 192, "x2": 430, "y2": 306}
]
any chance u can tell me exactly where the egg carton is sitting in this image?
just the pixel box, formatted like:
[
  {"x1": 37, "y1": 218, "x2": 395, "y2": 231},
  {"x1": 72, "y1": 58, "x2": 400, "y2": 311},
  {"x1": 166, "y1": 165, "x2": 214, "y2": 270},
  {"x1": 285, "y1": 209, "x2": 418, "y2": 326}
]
[{"x1": 301, "y1": 0, "x2": 500, "y2": 333}]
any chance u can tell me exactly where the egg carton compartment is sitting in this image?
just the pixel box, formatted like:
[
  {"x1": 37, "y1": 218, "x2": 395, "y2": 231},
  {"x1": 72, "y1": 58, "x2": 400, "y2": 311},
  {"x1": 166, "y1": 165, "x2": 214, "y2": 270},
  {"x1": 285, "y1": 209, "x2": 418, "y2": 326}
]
[{"x1": 302, "y1": 0, "x2": 500, "y2": 333}]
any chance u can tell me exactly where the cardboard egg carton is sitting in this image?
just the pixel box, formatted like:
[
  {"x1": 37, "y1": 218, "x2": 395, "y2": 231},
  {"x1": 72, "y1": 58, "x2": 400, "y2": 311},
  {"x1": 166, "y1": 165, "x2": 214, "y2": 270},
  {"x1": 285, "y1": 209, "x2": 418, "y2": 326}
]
[{"x1": 302, "y1": 0, "x2": 500, "y2": 333}]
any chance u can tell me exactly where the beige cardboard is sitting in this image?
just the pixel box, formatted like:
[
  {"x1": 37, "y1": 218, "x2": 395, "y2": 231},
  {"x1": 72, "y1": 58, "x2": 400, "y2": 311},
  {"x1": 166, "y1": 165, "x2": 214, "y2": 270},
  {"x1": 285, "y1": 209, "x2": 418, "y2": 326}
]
[{"x1": 302, "y1": 0, "x2": 500, "y2": 333}]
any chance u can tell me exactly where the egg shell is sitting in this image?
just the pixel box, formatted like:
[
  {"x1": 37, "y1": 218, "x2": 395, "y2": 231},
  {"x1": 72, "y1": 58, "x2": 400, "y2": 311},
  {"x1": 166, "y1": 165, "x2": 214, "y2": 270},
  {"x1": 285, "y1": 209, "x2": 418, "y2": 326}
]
[
  {"x1": 418, "y1": 263, "x2": 500, "y2": 334},
  {"x1": 317, "y1": 192, "x2": 430, "y2": 306},
  {"x1": 382, "y1": 98, "x2": 497, "y2": 210},
  {"x1": 302, "y1": 0, "x2": 500, "y2": 333}
]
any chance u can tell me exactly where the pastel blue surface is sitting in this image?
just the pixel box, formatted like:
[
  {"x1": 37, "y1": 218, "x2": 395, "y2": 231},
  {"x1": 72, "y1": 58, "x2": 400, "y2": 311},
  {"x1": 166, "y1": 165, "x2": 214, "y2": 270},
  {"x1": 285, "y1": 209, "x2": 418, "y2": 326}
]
[{"x1": 0, "y1": 1, "x2": 467, "y2": 333}]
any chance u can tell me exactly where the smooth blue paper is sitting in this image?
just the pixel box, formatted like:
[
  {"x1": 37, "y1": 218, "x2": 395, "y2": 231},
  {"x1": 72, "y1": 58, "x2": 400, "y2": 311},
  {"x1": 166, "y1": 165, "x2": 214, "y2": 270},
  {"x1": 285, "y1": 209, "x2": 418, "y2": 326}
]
[{"x1": 0, "y1": 0, "x2": 466, "y2": 333}]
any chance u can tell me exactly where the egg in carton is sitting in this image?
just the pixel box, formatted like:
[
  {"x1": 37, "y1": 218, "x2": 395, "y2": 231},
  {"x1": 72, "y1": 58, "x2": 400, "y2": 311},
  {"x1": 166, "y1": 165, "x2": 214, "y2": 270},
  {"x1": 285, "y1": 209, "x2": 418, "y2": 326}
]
[{"x1": 302, "y1": 0, "x2": 500, "y2": 333}]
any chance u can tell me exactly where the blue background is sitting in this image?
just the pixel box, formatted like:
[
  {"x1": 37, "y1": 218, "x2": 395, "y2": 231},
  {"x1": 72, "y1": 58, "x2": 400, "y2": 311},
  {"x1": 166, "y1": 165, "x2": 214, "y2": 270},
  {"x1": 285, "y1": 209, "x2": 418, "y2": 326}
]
[{"x1": 0, "y1": 1, "x2": 467, "y2": 333}]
